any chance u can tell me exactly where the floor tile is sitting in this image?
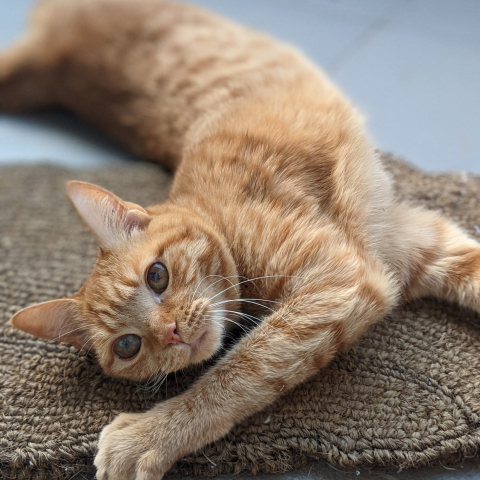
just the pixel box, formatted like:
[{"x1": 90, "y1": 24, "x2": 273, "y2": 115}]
[
  {"x1": 1, "y1": 0, "x2": 478, "y2": 173},
  {"x1": 74, "y1": 458, "x2": 480, "y2": 480},
  {"x1": 0, "y1": 112, "x2": 137, "y2": 168},
  {"x1": 185, "y1": 0, "x2": 369, "y2": 67},
  {"x1": 333, "y1": 21, "x2": 480, "y2": 173},
  {"x1": 272, "y1": 0, "x2": 408, "y2": 24},
  {"x1": 0, "y1": 0, "x2": 32, "y2": 48},
  {"x1": 392, "y1": 0, "x2": 480, "y2": 47}
]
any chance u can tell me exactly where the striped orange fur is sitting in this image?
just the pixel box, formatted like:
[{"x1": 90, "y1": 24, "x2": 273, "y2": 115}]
[{"x1": 3, "y1": 1, "x2": 480, "y2": 478}]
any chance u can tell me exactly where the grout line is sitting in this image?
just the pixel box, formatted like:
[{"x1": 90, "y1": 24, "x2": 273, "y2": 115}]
[
  {"x1": 327, "y1": 0, "x2": 414, "y2": 74},
  {"x1": 262, "y1": 0, "x2": 376, "y2": 26}
]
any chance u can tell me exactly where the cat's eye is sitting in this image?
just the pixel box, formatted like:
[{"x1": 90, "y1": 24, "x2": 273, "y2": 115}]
[
  {"x1": 113, "y1": 334, "x2": 141, "y2": 359},
  {"x1": 146, "y1": 262, "x2": 169, "y2": 295}
]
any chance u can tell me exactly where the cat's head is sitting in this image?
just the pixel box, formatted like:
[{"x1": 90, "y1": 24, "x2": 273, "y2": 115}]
[{"x1": 10, "y1": 181, "x2": 239, "y2": 380}]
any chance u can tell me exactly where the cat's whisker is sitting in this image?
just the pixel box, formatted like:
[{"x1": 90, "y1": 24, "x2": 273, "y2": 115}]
[
  {"x1": 188, "y1": 274, "x2": 232, "y2": 306},
  {"x1": 207, "y1": 317, "x2": 245, "y2": 346},
  {"x1": 59, "y1": 333, "x2": 105, "y2": 387},
  {"x1": 137, "y1": 369, "x2": 168, "y2": 398},
  {"x1": 192, "y1": 274, "x2": 234, "y2": 301},
  {"x1": 211, "y1": 299, "x2": 299, "y2": 339},
  {"x1": 207, "y1": 318, "x2": 240, "y2": 345},
  {"x1": 204, "y1": 316, "x2": 227, "y2": 331},
  {"x1": 137, "y1": 374, "x2": 156, "y2": 394},
  {"x1": 190, "y1": 274, "x2": 241, "y2": 306},
  {"x1": 142, "y1": 370, "x2": 165, "y2": 391},
  {"x1": 142, "y1": 373, "x2": 158, "y2": 393},
  {"x1": 149, "y1": 372, "x2": 167, "y2": 390},
  {"x1": 208, "y1": 309, "x2": 279, "y2": 337},
  {"x1": 151, "y1": 374, "x2": 168, "y2": 398},
  {"x1": 207, "y1": 274, "x2": 307, "y2": 304},
  {"x1": 52, "y1": 323, "x2": 97, "y2": 343},
  {"x1": 205, "y1": 316, "x2": 243, "y2": 342},
  {"x1": 137, "y1": 370, "x2": 157, "y2": 390},
  {"x1": 78, "y1": 335, "x2": 104, "y2": 356},
  {"x1": 211, "y1": 297, "x2": 303, "y2": 314},
  {"x1": 188, "y1": 274, "x2": 217, "y2": 306},
  {"x1": 204, "y1": 314, "x2": 250, "y2": 334},
  {"x1": 209, "y1": 308, "x2": 264, "y2": 327}
]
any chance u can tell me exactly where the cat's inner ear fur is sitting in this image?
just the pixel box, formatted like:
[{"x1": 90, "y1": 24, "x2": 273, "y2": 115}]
[
  {"x1": 66, "y1": 181, "x2": 152, "y2": 250},
  {"x1": 9, "y1": 298, "x2": 89, "y2": 349}
]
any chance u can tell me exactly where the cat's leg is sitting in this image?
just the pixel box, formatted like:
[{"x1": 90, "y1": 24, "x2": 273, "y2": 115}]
[
  {"x1": 0, "y1": 2, "x2": 60, "y2": 111},
  {"x1": 389, "y1": 204, "x2": 480, "y2": 312},
  {"x1": 94, "y1": 249, "x2": 399, "y2": 479}
]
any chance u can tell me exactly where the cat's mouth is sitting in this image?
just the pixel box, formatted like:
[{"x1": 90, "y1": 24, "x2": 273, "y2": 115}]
[
  {"x1": 187, "y1": 329, "x2": 209, "y2": 355},
  {"x1": 172, "y1": 327, "x2": 215, "y2": 363}
]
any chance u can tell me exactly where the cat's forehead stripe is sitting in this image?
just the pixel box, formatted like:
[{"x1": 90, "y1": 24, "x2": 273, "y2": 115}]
[
  {"x1": 153, "y1": 231, "x2": 194, "y2": 258},
  {"x1": 84, "y1": 304, "x2": 117, "y2": 333},
  {"x1": 118, "y1": 276, "x2": 140, "y2": 289}
]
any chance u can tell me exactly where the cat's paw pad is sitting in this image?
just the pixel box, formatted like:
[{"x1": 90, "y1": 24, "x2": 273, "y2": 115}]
[{"x1": 94, "y1": 412, "x2": 174, "y2": 480}]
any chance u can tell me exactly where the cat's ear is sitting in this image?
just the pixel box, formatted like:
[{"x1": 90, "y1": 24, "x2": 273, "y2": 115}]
[
  {"x1": 66, "y1": 181, "x2": 152, "y2": 250},
  {"x1": 9, "y1": 298, "x2": 89, "y2": 349}
]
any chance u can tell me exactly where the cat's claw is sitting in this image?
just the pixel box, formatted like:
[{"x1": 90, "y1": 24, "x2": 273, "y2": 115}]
[{"x1": 94, "y1": 411, "x2": 175, "y2": 480}]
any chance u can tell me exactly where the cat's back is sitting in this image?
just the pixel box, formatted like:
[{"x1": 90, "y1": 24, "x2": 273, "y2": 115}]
[{"x1": 29, "y1": 0, "x2": 333, "y2": 164}]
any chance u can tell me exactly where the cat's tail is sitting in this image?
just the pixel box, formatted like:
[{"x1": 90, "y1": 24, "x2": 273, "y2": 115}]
[
  {"x1": 0, "y1": 0, "x2": 65, "y2": 111},
  {"x1": 391, "y1": 203, "x2": 480, "y2": 313}
]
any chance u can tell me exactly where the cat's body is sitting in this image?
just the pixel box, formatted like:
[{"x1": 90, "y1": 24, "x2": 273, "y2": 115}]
[{"x1": 3, "y1": 1, "x2": 480, "y2": 479}]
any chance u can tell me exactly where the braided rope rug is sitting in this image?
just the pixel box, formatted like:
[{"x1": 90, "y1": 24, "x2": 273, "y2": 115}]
[{"x1": 1, "y1": 154, "x2": 480, "y2": 480}]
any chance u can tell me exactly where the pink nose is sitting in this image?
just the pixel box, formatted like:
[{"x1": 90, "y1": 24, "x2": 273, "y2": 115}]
[{"x1": 164, "y1": 323, "x2": 183, "y2": 346}]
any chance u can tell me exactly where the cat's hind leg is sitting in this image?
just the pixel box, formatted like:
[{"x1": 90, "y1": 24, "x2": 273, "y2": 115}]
[
  {"x1": 0, "y1": 1, "x2": 63, "y2": 112},
  {"x1": 391, "y1": 204, "x2": 480, "y2": 312},
  {"x1": 0, "y1": 37, "x2": 54, "y2": 111}
]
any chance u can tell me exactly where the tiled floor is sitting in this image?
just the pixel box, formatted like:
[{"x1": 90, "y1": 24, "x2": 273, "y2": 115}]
[
  {"x1": 0, "y1": 0, "x2": 479, "y2": 172},
  {"x1": 2, "y1": 1, "x2": 480, "y2": 480},
  {"x1": 73, "y1": 459, "x2": 480, "y2": 480}
]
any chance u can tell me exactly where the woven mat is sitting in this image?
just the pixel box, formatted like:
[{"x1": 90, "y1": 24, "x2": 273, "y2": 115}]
[{"x1": 1, "y1": 154, "x2": 480, "y2": 480}]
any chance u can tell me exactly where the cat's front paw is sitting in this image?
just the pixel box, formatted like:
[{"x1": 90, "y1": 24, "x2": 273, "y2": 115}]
[{"x1": 94, "y1": 410, "x2": 175, "y2": 480}]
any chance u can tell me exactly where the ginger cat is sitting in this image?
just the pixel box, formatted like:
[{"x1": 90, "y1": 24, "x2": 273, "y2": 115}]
[{"x1": 3, "y1": 0, "x2": 480, "y2": 478}]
